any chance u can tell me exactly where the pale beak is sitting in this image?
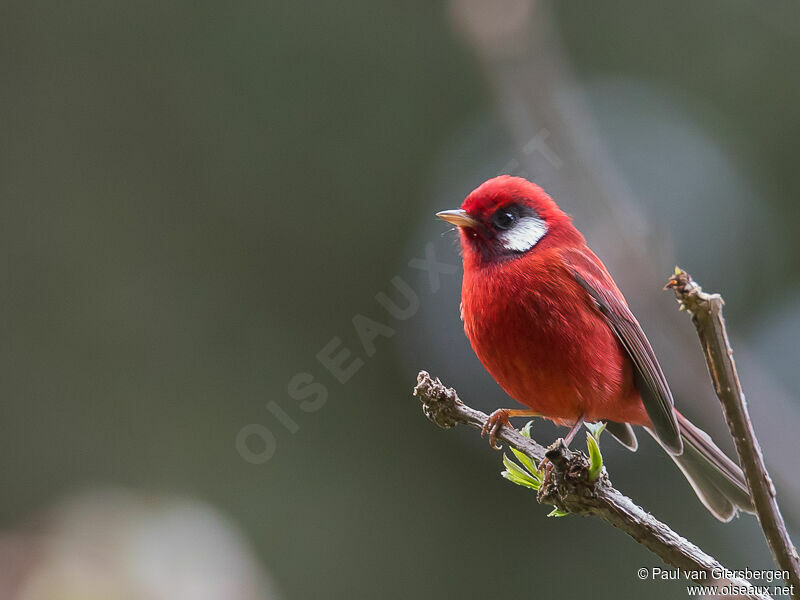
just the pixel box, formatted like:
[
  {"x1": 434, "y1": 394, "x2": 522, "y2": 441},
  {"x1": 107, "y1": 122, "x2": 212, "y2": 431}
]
[{"x1": 436, "y1": 209, "x2": 479, "y2": 228}]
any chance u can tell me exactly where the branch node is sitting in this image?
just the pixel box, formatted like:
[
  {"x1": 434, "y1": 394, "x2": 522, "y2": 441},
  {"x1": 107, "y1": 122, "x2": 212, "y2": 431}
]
[
  {"x1": 413, "y1": 370, "x2": 463, "y2": 429},
  {"x1": 665, "y1": 268, "x2": 723, "y2": 317},
  {"x1": 539, "y1": 439, "x2": 610, "y2": 513}
]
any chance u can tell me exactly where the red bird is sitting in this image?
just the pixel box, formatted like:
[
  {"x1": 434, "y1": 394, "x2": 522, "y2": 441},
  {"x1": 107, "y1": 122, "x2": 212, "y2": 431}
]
[{"x1": 437, "y1": 175, "x2": 753, "y2": 521}]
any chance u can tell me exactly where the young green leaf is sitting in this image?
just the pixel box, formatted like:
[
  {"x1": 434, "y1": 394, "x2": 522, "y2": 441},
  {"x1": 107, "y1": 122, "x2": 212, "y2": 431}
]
[
  {"x1": 501, "y1": 470, "x2": 540, "y2": 490},
  {"x1": 547, "y1": 508, "x2": 570, "y2": 517},
  {"x1": 586, "y1": 431, "x2": 603, "y2": 481},
  {"x1": 501, "y1": 454, "x2": 541, "y2": 490},
  {"x1": 584, "y1": 421, "x2": 606, "y2": 440},
  {"x1": 520, "y1": 420, "x2": 534, "y2": 439},
  {"x1": 510, "y1": 446, "x2": 539, "y2": 480}
]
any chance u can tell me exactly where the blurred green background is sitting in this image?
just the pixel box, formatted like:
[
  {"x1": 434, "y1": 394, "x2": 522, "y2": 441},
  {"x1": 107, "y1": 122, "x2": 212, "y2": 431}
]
[{"x1": 2, "y1": 1, "x2": 799, "y2": 598}]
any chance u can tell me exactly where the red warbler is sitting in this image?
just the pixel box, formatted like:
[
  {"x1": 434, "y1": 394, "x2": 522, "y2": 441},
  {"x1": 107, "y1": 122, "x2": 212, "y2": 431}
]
[{"x1": 437, "y1": 175, "x2": 753, "y2": 521}]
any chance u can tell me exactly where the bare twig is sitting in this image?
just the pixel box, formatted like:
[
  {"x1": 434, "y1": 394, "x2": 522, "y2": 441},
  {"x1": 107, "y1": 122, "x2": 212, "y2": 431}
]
[
  {"x1": 667, "y1": 269, "x2": 800, "y2": 595},
  {"x1": 414, "y1": 371, "x2": 772, "y2": 600}
]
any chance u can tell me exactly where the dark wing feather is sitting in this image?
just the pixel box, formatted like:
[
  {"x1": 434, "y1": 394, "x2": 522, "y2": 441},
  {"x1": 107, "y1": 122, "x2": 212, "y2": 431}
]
[
  {"x1": 605, "y1": 421, "x2": 638, "y2": 451},
  {"x1": 562, "y1": 249, "x2": 683, "y2": 455}
]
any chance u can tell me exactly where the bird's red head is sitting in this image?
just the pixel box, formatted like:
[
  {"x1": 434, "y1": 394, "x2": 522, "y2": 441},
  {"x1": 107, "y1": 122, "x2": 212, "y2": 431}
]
[{"x1": 437, "y1": 176, "x2": 578, "y2": 270}]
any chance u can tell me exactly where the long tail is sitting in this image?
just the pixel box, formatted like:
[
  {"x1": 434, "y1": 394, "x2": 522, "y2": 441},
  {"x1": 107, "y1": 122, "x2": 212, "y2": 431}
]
[{"x1": 646, "y1": 412, "x2": 754, "y2": 522}]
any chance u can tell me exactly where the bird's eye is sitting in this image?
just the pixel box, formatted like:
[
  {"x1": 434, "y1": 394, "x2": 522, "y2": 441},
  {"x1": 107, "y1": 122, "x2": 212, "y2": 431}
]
[{"x1": 491, "y1": 209, "x2": 516, "y2": 230}]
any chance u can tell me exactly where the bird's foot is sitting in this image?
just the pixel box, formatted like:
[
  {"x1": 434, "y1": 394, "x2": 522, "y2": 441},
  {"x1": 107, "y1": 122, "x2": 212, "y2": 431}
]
[
  {"x1": 481, "y1": 409, "x2": 512, "y2": 450},
  {"x1": 481, "y1": 409, "x2": 541, "y2": 450}
]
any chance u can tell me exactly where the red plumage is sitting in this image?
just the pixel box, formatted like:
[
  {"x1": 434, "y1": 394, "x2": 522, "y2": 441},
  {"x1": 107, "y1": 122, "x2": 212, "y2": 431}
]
[
  {"x1": 438, "y1": 175, "x2": 753, "y2": 521},
  {"x1": 459, "y1": 176, "x2": 646, "y2": 427}
]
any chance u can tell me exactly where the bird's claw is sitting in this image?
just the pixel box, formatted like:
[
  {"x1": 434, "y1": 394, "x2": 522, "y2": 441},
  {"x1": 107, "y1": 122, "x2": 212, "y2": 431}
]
[{"x1": 481, "y1": 409, "x2": 512, "y2": 450}]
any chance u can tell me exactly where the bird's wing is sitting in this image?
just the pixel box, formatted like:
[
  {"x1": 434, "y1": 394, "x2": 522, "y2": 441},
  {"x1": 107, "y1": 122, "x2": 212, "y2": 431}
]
[{"x1": 561, "y1": 247, "x2": 683, "y2": 455}]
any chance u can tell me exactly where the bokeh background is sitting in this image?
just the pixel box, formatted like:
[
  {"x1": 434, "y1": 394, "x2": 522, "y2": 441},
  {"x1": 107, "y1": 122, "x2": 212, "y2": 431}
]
[{"x1": 2, "y1": 1, "x2": 800, "y2": 598}]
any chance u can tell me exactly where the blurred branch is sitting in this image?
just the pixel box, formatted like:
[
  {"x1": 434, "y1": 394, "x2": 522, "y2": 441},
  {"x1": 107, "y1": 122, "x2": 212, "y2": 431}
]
[
  {"x1": 413, "y1": 371, "x2": 772, "y2": 600},
  {"x1": 667, "y1": 269, "x2": 800, "y2": 595}
]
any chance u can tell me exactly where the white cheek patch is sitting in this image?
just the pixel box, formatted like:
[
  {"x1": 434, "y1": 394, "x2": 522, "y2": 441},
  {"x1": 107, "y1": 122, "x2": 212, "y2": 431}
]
[{"x1": 499, "y1": 216, "x2": 548, "y2": 252}]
